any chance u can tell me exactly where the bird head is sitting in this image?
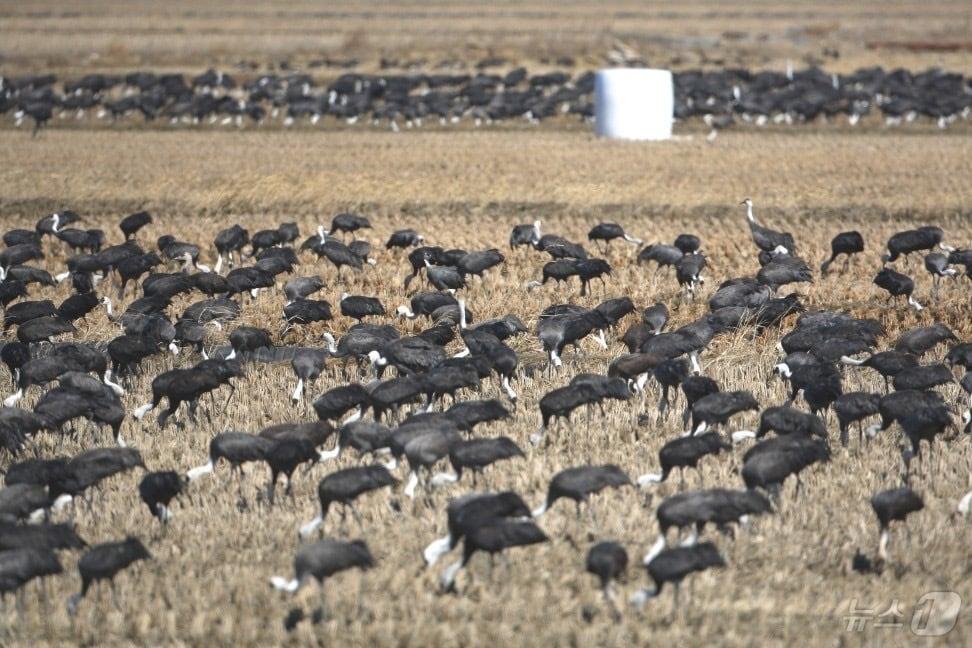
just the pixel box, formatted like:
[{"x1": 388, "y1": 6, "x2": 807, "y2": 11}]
[{"x1": 740, "y1": 198, "x2": 752, "y2": 207}]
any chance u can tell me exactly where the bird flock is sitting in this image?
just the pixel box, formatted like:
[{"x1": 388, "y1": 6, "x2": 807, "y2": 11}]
[
  {"x1": 1, "y1": 199, "x2": 971, "y2": 631},
  {"x1": 4, "y1": 65, "x2": 972, "y2": 135}
]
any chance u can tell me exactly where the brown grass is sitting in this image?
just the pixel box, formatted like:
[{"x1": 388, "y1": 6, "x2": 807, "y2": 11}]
[
  {"x1": 1, "y1": 123, "x2": 971, "y2": 645},
  {"x1": 1, "y1": 0, "x2": 972, "y2": 76}
]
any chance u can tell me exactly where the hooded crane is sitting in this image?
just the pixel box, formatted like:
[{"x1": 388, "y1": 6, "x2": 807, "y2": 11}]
[
  {"x1": 756, "y1": 256, "x2": 812, "y2": 291},
  {"x1": 186, "y1": 431, "x2": 273, "y2": 482},
  {"x1": 213, "y1": 224, "x2": 249, "y2": 273},
  {"x1": 299, "y1": 465, "x2": 397, "y2": 538},
  {"x1": 588, "y1": 223, "x2": 642, "y2": 248},
  {"x1": 423, "y1": 491, "x2": 532, "y2": 566},
  {"x1": 740, "y1": 435, "x2": 830, "y2": 496},
  {"x1": 509, "y1": 221, "x2": 541, "y2": 249},
  {"x1": 820, "y1": 231, "x2": 864, "y2": 274},
  {"x1": 882, "y1": 226, "x2": 951, "y2": 263},
  {"x1": 396, "y1": 291, "x2": 458, "y2": 320},
  {"x1": 874, "y1": 267, "x2": 922, "y2": 310},
  {"x1": 369, "y1": 336, "x2": 445, "y2": 377},
  {"x1": 133, "y1": 360, "x2": 243, "y2": 428},
  {"x1": 0, "y1": 483, "x2": 53, "y2": 522},
  {"x1": 263, "y1": 438, "x2": 321, "y2": 504},
  {"x1": 49, "y1": 447, "x2": 145, "y2": 507},
  {"x1": 67, "y1": 537, "x2": 151, "y2": 615},
  {"x1": 638, "y1": 244, "x2": 683, "y2": 272},
  {"x1": 894, "y1": 324, "x2": 957, "y2": 357},
  {"x1": 637, "y1": 433, "x2": 731, "y2": 488},
  {"x1": 840, "y1": 350, "x2": 919, "y2": 391},
  {"x1": 118, "y1": 211, "x2": 152, "y2": 240},
  {"x1": 741, "y1": 199, "x2": 796, "y2": 254},
  {"x1": 439, "y1": 519, "x2": 548, "y2": 592},
  {"x1": 0, "y1": 520, "x2": 86, "y2": 553},
  {"x1": 386, "y1": 229, "x2": 424, "y2": 249},
  {"x1": 291, "y1": 348, "x2": 327, "y2": 404},
  {"x1": 532, "y1": 465, "x2": 631, "y2": 518},
  {"x1": 0, "y1": 547, "x2": 62, "y2": 598},
  {"x1": 834, "y1": 391, "x2": 882, "y2": 446},
  {"x1": 429, "y1": 437, "x2": 524, "y2": 487},
  {"x1": 689, "y1": 390, "x2": 758, "y2": 436},
  {"x1": 871, "y1": 487, "x2": 923, "y2": 562},
  {"x1": 227, "y1": 326, "x2": 272, "y2": 360},
  {"x1": 586, "y1": 541, "x2": 628, "y2": 619},
  {"x1": 537, "y1": 309, "x2": 610, "y2": 368},
  {"x1": 138, "y1": 471, "x2": 187, "y2": 523},
  {"x1": 892, "y1": 364, "x2": 954, "y2": 392},
  {"x1": 643, "y1": 489, "x2": 772, "y2": 564},
  {"x1": 340, "y1": 293, "x2": 386, "y2": 321},
  {"x1": 270, "y1": 537, "x2": 374, "y2": 619},
  {"x1": 924, "y1": 252, "x2": 957, "y2": 295},
  {"x1": 329, "y1": 213, "x2": 371, "y2": 237},
  {"x1": 631, "y1": 542, "x2": 725, "y2": 609}
]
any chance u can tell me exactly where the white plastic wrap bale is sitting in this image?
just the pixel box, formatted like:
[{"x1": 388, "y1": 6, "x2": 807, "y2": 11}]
[{"x1": 594, "y1": 68, "x2": 674, "y2": 140}]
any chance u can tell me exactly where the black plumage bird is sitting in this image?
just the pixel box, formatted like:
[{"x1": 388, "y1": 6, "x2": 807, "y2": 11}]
[
  {"x1": 637, "y1": 433, "x2": 731, "y2": 487},
  {"x1": 892, "y1": 364, "x2": 954, "y2": 391},
  {"x1": 894, "y1": 324, "x2": 957, "y2": 357},
  {"x1": 290, "y1": 348, "x2": 328, "y2": 403},
  {"x1": 871, "y1": 487, "x2": 923, "y2": 561},
  {"x1": 299, "y1": 465, "x2": 397, "y2": 538},
  {"x1": 509, "y1": 221, "x2": 541, "y2": 249},
  {"x1": 0, "y1": 547, "x2": 62, "y2": 596},
  {"x1": 186, "y1": 432, "x2": 273, "y2": 481},
  {"x1": 820, "y1": 231, "x2": 864, "y2": 273},
  {"x1": 637, "y1": 244, "x2": 683, "y2": 270},
  {"x1": 50, "y1": 447, "x2": 145, "y2": 503},
  {"x1": 0, "y1": 483, "x2": 51, "y2": 522},
  {"x1": 742, "y1": 199, "x2": 796, "y2": 254},
  {"x1": 588, "y1": 223, "x2": 642, "y2": 247},
  {"x1": 67, "y1": 537, "x2": 151, "y2": 615},
  {"x1": 439, "y1": 519, "x2": 548, "y2": 592},
  {"x1": 429, "y1": 437, "x2": 524, "y2": 487},
  {"x1": 882, "y1": 226, "x2": 948, "y2": 263},
  {"x1": 386, "y1": 229, "x2": 424, "y2": 249},
  {"x1": 271, "y1": 538, "x2": 374, "y2": 598},
  {"x1": 586, "y1": 541, "x2": 628, "y2": 617},
  {"x1": 755, "y1": 406, "x2": 826, "y2": 439},
  {"x1": 690, "y1": 390, "x2": 758, "y2": 434},
  {"x1": 873, "y1": 267, "x2": 922, "y2": 310},
  {"x1": 340, "y1": 294, "x2": 386, "y2": 321},
  {"x1": 532, "y1": 465, "x2": 631, "y2": 517},
  {"x1": 423, "y1": 491, "x2": 532, "y2": 566},
  {"x1": 741, "y1": 435, "x2": 830, "y2": 494},
  {"x1": 138, "y1": 471, "x2": 187, "y2": 523},
  {"x1": 834, "y1": 392, "x2": 881, "y2": 446},
  {"x1": 631, "y1": 542, "x2": 725, "y2": 609},
  {"x1": 0, "y1": 521, "x2": 86, "y2": 552},
  {"x1": 264, "y1": 438, "x2": 320, "y2": 504},
  {"x1": 329, "y1": 213, "x2": 371, "y2": 237},
  {"x1": 119, "y1": 211, "x2": 152, "y2": 240}
]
